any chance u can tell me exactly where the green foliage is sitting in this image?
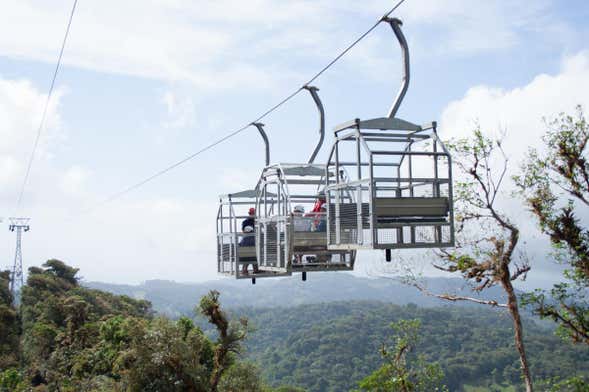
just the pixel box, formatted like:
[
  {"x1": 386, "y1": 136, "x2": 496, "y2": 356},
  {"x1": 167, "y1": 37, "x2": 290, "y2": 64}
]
[
  {"x1": 356, "y1": 319, "x2": 447, "y2": 392},
  {"x1": 538, "y1": 375, "x2": 589, "y2": 392},
  {"x1": 9, "y1": 260, "x2": 264, "y2": 391},
  {"x1": 43, "y1": 259, "x2": 80, "y2": 285},
  {"x1": 515, "y1": 106, "x2": 589, "y2": 344},
  {"x1": 442, "y1": 127, "x2": 525, "y2": 291},
  {"x1": 441, "y1": 128, "x2": 533, "y2": 389},
  {"x1": 0, "y1": 368, "x2": 26, "y2": 392},
  {"x1": 218, "y1": 362, "x2": 266, "y2": 392},
  {"x1": 0, "y1": 271, "x2": 19, "y2": 370},
  {"x1": 199, "y1": 290, "x2": 249, "y2": 391},
  {"x1": 233, "y1": 302, "x2": 589, "y2": 392}
]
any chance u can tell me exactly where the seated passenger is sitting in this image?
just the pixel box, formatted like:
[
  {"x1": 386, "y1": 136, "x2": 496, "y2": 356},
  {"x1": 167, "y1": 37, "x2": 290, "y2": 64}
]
[
  {"x1": 311, "y1": 193, "x2": 326, "y2": 214},
  {"x1": 313, "y1": 204, "x2": 327, "y2": 232},
  {"x1": 242, "y1": 207, "x2": 255, "y2": 233},
  {"x1": 306, "y1": 193, "x2": 326, "y2": 230},
  {"x1": 239, "y1": 207, "x2": 258, "y2": 274},
  {"x1": 292, "y1": 205, "x2": 310, "y2": 232},
  {"x1": 240, "y1": 225, "x2": 255, "y2": 246}
]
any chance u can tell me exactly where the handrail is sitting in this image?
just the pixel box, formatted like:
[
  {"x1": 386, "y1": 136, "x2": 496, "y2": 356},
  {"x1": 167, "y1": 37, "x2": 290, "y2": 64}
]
[
  {"x1": 383, "y1": 17, "x2": 410, "y2": 119},
  {"x1": 303, "y1": 85, "x2": 325, "y2": 163}
]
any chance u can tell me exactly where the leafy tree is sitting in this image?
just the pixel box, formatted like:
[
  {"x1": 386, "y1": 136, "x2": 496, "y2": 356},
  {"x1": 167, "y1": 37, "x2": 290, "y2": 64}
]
[
  {"x1": 356, "y1": 319, "x2": 447, "y2": 392},
  {"x1": 218, "y1": 362, "x2": 265, "y2": 392},
  {"x1": 10, "y1": 260, "x2": 259, "y2": 391},
  {"x1": 411, "y1": 129, "x2": 534, "y2": 391},
  {"x1": 199, "y1": 290, "x2": 249, "y2": 392},
  {"x1": 0, "y1": 368, "x2": 26, "y2": 392},
  {"x1": 552, "y1": 377, "x2": 589, "y2": 392},
  {"x1": 43, "y1": 259, "x2": 79, "y2": 285},
  {"x1": 514, "y1": 106, "x2": 589, "y2": 344},
  {"x1": 0, "y1": 270, "x2": 19, "y2": 370}
]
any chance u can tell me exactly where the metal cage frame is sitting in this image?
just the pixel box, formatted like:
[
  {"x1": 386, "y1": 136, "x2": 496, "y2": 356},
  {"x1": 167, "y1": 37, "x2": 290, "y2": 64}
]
[
  {"x1": 216, "y1": 189, "x2": 291, "y2": 280},
  {"x1": 325, "y1": 119, "x2": 455, "y2": 251},
  {"x1": 255, "y1": 163, "x2": 356, "y2": 274}
]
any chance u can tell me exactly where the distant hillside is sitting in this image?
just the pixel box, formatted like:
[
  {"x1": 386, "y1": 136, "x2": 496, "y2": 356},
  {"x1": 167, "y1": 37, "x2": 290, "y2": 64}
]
[
  {"x1": 234, "y1": 302, "x2": 589, "y2": 392},
  {"x1": 86, "y1": 273, "x2": 511, "y2": 317}
]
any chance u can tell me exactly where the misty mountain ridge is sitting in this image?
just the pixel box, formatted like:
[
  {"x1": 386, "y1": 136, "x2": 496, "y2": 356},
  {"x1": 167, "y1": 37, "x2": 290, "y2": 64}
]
[{"x1": 86, "y1": 273, "x2": 512, "y2": 317}]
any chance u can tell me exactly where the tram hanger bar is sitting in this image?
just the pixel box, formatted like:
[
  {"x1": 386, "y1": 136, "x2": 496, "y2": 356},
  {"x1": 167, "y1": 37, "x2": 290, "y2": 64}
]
[
  {"x1": 304, "y1": 86, "x2": 325, "y2": 164},
  {"x1": 251, "y1": 122, "x2": 270, "y2": 166}
]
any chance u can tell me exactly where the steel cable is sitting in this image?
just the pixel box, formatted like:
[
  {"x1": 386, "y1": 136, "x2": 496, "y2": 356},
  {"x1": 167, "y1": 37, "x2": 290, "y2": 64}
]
[
  {"x1": 80, "y1": 0, "x2": 407, "y2": 214},
  {"x1": 16, "y1": 0, "x2": 79, "y2": 210}
]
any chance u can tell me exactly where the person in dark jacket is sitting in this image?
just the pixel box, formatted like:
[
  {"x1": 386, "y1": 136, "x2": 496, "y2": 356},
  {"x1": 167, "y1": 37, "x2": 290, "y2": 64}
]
[
  {"x1": 241, "y1": 207, "x2": 255, "y2": 234},
  {"x1": 240, "y1": 207, "x2": 258, "y2": 273},
  {"x1": 240, "y1": 207, "x2": 256, "y2": 247}
]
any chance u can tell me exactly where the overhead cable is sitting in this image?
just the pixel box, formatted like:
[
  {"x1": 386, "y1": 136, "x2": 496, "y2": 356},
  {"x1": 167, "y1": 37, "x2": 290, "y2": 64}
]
[
  {"x1": 16, "y1": 0, "x2": 79, "y2": 210},
  {"x1": 81, "y1": 0, "x2": 407, "y2": 213}
]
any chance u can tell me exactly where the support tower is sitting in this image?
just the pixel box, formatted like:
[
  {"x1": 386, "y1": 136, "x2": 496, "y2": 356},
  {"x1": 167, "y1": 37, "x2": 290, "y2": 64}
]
[{"x1": 8, "y1": 217, "x2": 30, "y2": 300}]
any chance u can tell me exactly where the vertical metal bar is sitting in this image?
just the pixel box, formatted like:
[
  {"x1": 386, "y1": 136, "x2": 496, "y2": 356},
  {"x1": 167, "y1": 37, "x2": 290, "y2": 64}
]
[
  {"x1": 408, "y1": 143, "x2": 416, "y2": 243},
  {"x1": 356, "y1": 129, "x2": 362, "y2": 181},
  {"x1": 263, "y1": 185, "x2": 268, "y2": 267},
  {"x1": 448, "y1": 152, "x2": 455, "y2": 246},
  {"x1": 220, "y1": 198, "x2": 225, "y2": 234},
  {"x1": 335, "y1": 140, "x2": 340, "y2": 186},
  {"x1": 433, "y1": 126, "x2": 442, "y2": 243},
  {"x1": 218, "y1": 200, "x2": 222, "y2": 273},
  {"x1": 357, "y1": 185, "x2": 363, "y2": 245},
  {"x1": 396, "y1": 166, "x2": 401, "y2": 196},
  {"x1": 276, "y1": 181, "x2": 280, "y2": 267},
  {"x1": 396, "y1": 187, "x2": 404, "y2": 245},
  {"x1": 369, "y1": 153, "x2": 376, "y2": 247},
  {"x1": 228, "y1": 201, "x2": 234, "y2": 275},
  {"x1": 356, "y1": 129, "x2": 363, "y2": 244},
  {"x1": 335, "y1": 141, "x2": 341, "y2": 245}
]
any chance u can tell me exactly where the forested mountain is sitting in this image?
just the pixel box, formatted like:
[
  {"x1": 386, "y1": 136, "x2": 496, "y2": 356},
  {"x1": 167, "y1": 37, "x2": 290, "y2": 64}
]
[
  {"x1": 3, "y1": 262, "x2": 587, "y2": 391},
  {"x1": 86, "y1": 274, "x2": 589, "y2": 391},
  {"x1": 232, "y1": 302, "x2": 589, "y2": 392},
  {"x1": 87, "y1": 273, "x2": 511, "y2": 316},
  {"x1": 0, "y1": 260, "x2": 294, "y2": 391}
]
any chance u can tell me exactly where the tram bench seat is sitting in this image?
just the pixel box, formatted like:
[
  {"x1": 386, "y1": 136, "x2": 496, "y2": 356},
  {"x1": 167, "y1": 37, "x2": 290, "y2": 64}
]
[
  {"x1": 220, "y1": 244, "x2": 257, "y2": 262},
  {"x1": 336, "y1": 197, "x2": 449, "y2": 227},
  {"x1": 374, "y1": 197, "x2": 449, "y2": 218},
  {"x1": 238, "y1": 246, "x2": 257, "y2": 259},
  {"x1": 293, "y1": 232, "x2": 327, "y2": 248}
]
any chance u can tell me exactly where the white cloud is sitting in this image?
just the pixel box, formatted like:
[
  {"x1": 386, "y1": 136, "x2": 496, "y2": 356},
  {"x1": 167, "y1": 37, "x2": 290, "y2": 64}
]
[
  {"x1": 440, "y1": 51, "x2": 589, "y2": 154},
  {"x1": 60, "y1": 165, "x2": 91, "y2": 196},
  {"x1": 434, "y1": 50, "x2": 589, "y2": 288},
  {"x1": 161, "y1": 90, "x2": 195, "y2": 129},
  {"x1": 0, "y1": 76, "x2": 63, "y2": 200},
  {"x1": 400, "y1": 0, "x2": 552, "y2": 54},
  {"x1": 0, "y1": 0, "x2": 559, "y2": 89}
]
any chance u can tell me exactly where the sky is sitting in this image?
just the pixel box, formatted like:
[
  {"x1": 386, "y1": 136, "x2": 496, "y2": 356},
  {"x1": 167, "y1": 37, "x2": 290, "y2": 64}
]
[{"x1": 0, "y1": 0, "x2": 588, "y2": 288}]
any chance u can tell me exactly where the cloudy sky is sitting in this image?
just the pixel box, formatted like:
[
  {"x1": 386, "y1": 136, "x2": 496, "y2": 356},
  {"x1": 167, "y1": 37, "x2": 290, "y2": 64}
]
[{"x1": 0, "y1": 0, "x2": 588, "y2": 286}]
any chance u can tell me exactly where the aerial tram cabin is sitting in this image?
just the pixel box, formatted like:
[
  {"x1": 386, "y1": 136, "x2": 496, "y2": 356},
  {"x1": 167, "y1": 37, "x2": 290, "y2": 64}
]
[
  {"x1": 217, "y1": 17, "x2": 454, "y2": 281},
  {"x1": 324, "y1": 18, "x2": 454, "y2": 260},
  {"x1": 255, "y1": 163, "x2": 356, "y2": 277},
  {"x1": 216, "y1": 123, "x2": 290, "y2": 282},
  {"x1": 255, "y1": 87, "x2": 356, "y2": 278}
]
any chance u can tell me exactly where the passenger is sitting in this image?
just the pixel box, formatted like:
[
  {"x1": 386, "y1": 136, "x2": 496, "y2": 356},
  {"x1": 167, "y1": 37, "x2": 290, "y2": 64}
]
[
  {"x1": 313, "y1": 204, "x2": 327, "y2": 232},
  {"x1": 307, "y1": 193, "x2": 326, "y2": 230},
  {"x1": 309, "y1": 193, "x2": 326, "y2": 215},
  {"x1": 292, "y1": 205, "x2": 310, "y2": 232},
  {"x1": 292, "y1": 205, "x2": 308, "y2": 265},
  {"x1": 240, "y1": 225, "x2": 255, "y2": 246},
  {"x1": 241, "y1": 207, "x2": 255, "y2": 234},
  {"x1": 239, "y1": 207, "x2": 258, "y2": 274}
]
